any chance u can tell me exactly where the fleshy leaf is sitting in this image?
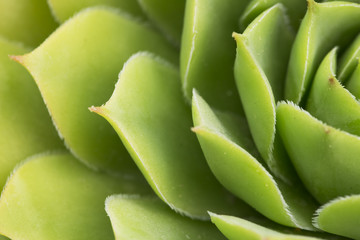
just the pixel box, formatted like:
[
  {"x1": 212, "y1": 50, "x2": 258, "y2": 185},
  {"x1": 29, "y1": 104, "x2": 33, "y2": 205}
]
[
  {"x1": 180, "y1": 0, "x2": 250, "y2": 113},
  {"x1": 0, "y1": 37, "x2": 64, "y2": 190},
  {"x1": 338, "y1": 34, "x2": 360, "y2": 82},
  {"x1": 314, "y1": 195, "x2": 360, "y2": 239},
  {"x1": 277, "y1": 102, "x2": 360, "y2": 203},
  {"x1": 240, "y1": 0, "x2": 307, "y2": 30},
  {"x1": 210, "y1": 213, "x2": 328, "y2": 240},
  {"x1": 106, "y1": 195, "x2": 226, "y2": 240},
  {"x1": 92, "y1": 53, "x2": 248, "y2": 219},
  {"x1": 192, "y1": 91, "x2": 317, "y2": 230},
  {"x1": 18, "y1": 7, "x2": 178, "y2": 173},
  {"x1": 0, "y1": 152, "x2": 151, "y2": 240},
  {"x1": 233, "y1": 4, "x2": 296, "y2": 183},
  {"x1": 0, "y1": 0, "x2": 58, "y2": 47},
  {"x1": 306, "y1": 48, "x2": 360, "y2": 136},
  {"x1": 138, "y1": 0, "x2": 186, "y2": 46},
  {"x1": 285, "y1": 1, "x2": 360, "y2": 103},
  {"x1": 47, "y1": 0, "x2": 145, "y2": 23},
  {"x1": 345, "y1": 60, "x2": 360, "y2": 98}
]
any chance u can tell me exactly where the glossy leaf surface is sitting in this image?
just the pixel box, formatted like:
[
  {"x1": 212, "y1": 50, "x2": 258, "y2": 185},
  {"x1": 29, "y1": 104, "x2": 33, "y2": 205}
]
[
  {"x1": 138, "y1": 0, "x2": 186, "y2": 46},
  {"x1": 0, "y1": 0, "x2": 57, "y2": 47},
  {"x1": 180, "y1": 0, "x2": 250, "y2": 112},
  {"x1": 233, "y1": 4, "x2": 295, "y2": 183},
  {"x1": 192, "y1": 92, "x2": 316, "y2": 230},
  {"x1": 48, "y1": 0, "x2": 145, "y2": 22},
  {"x1": 18, "y1": 7, "x2": 178, "y2": 173},
  {"x1": 277, "y1": 102, "x2": 360, "y2": 203},
  {"x1": 0, "y1": 37, "x2": 64, "y2": 190},
  {"x1": 285, "y1": 1, "x2": 360, "y2": 103},
  {"x1": 314, "y1": 195, "x2": 360, "y2": 239},
  {"x1": 0, "y1": 152, "x2": 151, "y2": 240},
  {"x1": 106, "y1": 195, "x2": 226, "y2": 240},
  {"x1": 307, "y1": 48, "x2": 360, "y2": 136},
  {"x1": 93, "y1": 53, "x2": 245, "y2": 219}
]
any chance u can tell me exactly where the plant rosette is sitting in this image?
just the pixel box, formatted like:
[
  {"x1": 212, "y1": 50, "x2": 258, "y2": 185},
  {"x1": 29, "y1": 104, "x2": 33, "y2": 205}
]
[{"x1": 0, "y1": 0, "x2": 360, "y2": 239}]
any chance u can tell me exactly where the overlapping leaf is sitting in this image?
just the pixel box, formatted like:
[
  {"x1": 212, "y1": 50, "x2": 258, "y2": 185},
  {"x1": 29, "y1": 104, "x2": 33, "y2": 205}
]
[
  {"x1": 0, "y1": 152, "x2": 151, "y2": 240},
  {"x1": 93, "y1": 53, "x2": 252, "y2": 219},
  {"x1": 180, "y1": 0, "x2": 250, "y2": 112},
  {"x1": 47, "y1": 0, "x2": 145, "y2": 22},
  {"x1": 0, "y1": 37, "x2": 64, "y2": 190},
  {"x1": 240, "y1": 0, "x2": 307, "y2": 30},
  {"x1": 138, "y1": 0, "x2": 186, "y2": 46},
  {"x1": 285, "y1": 0, "x2": 360, "y2": 104},
  {"x1": 0, "y1": 0, "x2": 58, "y2": 47},
  {"x1": 277, "y1": 102, "x2": 360, "y2": 203},
  {"x1": 16, "y1": 7, "x2": 178, "y2": 173},
  {"x1": 233, "y1": 4, "x2": 296, "y2": 183},
  {"x1": 106, "y1": 195, "x2": 226, "y2": 240},
  {"x1": 192, "y1": 91, "x2": 317, "y2": 230},
  {"x1": 307, "y1": 48, "x2": 360, "y2": 136},
  {"x1": 210, "y1": 213, "x2": 333, "y2": 240},
  {"x1": 314, "y1": 195, "x2": 360, "y2": 239},
  {"x1": 346, "y1": 59, "x2": 360, "y2": 98}
]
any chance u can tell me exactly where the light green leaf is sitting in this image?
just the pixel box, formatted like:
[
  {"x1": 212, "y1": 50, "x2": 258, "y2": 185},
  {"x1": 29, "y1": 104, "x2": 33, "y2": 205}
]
[
  {"x1": 0, "y1": 152, "x2": 151, "y2": 240},
  {"x1": 0, "y1": 37, "x2": 64, "y2": 190},
  {"x1": 240, "y1": 0, "x2": 307, "y2": 30},
  {"x1": 48, "y1": 0, "x2": 145, "y2": 22},
  {"x1": 277, "y1": 102, "x2": 360, "y2": 203},
  {"x1": 338, "y1": 34, "x2": 360, "y2": 82},
  {"x1": 345, "y1": 60, "x2": 360, "y2": 98},
  {"x1": 17, "y1": 7, "x2": 178, "y2": 173},
  {"x1": 180, "y1": 0, "x2": 250, "y2": 113},
  {"x1": 306, "y1": 48, "x2": 360, "y2": 136},
  {"x1": 92, "y1": 53, "x2": 246, "y2": 220},
  {"x1": 314, "y1": 195, "x2": 360, "y2": 239},
  {"x1": 106, "y1": 195, "x2": 226, "y2": 240},
  {"x1": 138, "y1": 0, "x2": 186, "y2": 46},
  {"x1": 233, "y1": 4, "x2": 296, "y2": 183},
  {"x1": 210, "y1": 213, "x2": 327, "y2": 240},
  {"x1": 192, "y1": 91, "x2": 317, "y2": 230},
  {"x1": 0, "y1": 0, "x2": 58, "y2": 47},
  {"x1": 285, "y1": 1, "x2": 360, "y2": 103}
]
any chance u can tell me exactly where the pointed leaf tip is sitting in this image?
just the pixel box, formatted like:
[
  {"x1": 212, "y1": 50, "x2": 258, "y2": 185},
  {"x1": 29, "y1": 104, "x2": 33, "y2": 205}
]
[{"x1": 8, "y1": 55, "x2": 24, "y2": 65}]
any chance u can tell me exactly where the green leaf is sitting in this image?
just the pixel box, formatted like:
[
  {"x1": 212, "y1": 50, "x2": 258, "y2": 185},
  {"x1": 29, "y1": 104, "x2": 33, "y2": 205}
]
[
  {"x1": 138, "y1": 0, "x2": 186, "y2": 46},
  {"x1": 210, "y1": 213, "x2": 327, "y2": 240},
  {"x1": 0, "y1": 0, "x2": 58, "y2": 47},
  {"x1": 48, "y1": 0, "x2": 145, "y2": 22},
  {"x1": 0, "y1": 152, "x2": 151, "y2": 240},
  {"x1": 338, "y1": 33, "x2": 360, "y2": 82},
  {"x1": 314, "y1": 195, "x2": 360, "y2": 239},
  {"x1": 180, "y1": 0, "x2": 250, "y2": 113},
  {"x1": 345, "y1": 59, "x2": 360, "y2": 98},
  {"x1": 285, "y1": 1, "x2": 360, "y2": 104},
  {"x1": 0, "y1": 37, "x2": 64, "y2": 190},
  {"x1": 233, "y1": 4, "x2": 296, "y2": 183},
  {"x1": 277, "y1": 102, "x2": 360, "y2": 203},
  {"x1": 192, "y1": 92, "x2": 317, "y2": 230},
  {"x1": 92, "y1": 53, "x2": 246, "y2": 220},
  {"x1": 306, "y1": 48, "x2": 360, "y2": 136},
  {"x1": 105, "y1": 195, "x2": 226, "y2": 240},
  {"x1": 17, "y1": 7, "x2": 178, "y2": 173},
  {"x1": 240, "y1": 0, "x2": 307, "y2": 30}
]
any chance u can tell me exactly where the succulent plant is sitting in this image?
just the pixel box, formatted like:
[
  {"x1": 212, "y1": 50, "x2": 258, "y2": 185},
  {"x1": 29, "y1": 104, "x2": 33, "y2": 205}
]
[{"x1": 0, "y1": 0, "x2": 360, "y2": 239}]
